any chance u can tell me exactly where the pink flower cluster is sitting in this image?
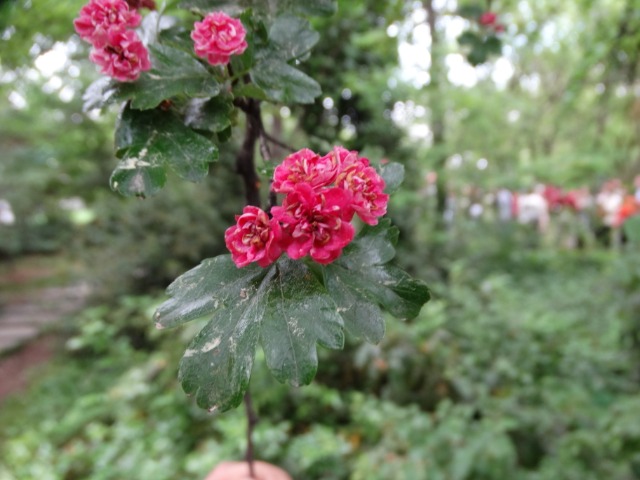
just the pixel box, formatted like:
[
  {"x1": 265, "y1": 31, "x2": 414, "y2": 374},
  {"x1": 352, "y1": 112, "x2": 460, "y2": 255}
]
[
  {"x1": 479, "y1": 11, "x2": 505, "y2": 33},
  {"x1": 225, "y1": 147, "x2": 389, "y2": 268},
  {"x1": 191, "y1": 12, "x2": 248, "y2": 66},
  {"x1": 74, "y1": 0, "x2": 150, "y2": 82}
]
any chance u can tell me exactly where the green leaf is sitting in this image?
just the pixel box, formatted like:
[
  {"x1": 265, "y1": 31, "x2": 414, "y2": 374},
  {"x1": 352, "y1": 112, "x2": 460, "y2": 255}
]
[
  {"x1": 82, "y1": 77, "x2": 124, "y2": 111},
  {"x1": 158, "y1": 26, "x2": 197, "y2": 54},
  {"x1": 268, "y1": 14, "x2": 320, "y2": 60},
  {"x1": 340, "y1": 219, "x2": 399, "y2": 268},
  {"x1": 233, "y1": 83, "x2": 269, "y2": 101},
  {"x1": 178, "y1": 0, "x2": 238, "y2": 10},
  {"x1": 178, "y1": 0, "x2": 336, "y2": 16},
  {"x1": 112, "y1": 106, "x2": 217, "y2": 196},
  {"x1": 251, "y1": 60, "x2": 321, "y2": 104},
  {"x1": 155, "y1": 256, "x2": 344, "y2": 411},
  {"x1": 325, "y1": 221, "x2": 430, "y2": 336},
  {"x1": 322, "y1": 221, "x2": 398, "y2": 343},
  {"x1": 485, "y1": 35, "x2": 502, "y2": 55},
  {"x1": 260, "y1": 258, "x2": 344, "y2": 386},
  {"x1": 229, "y1": 11, "x2": 257, "y2": 75},
  {"x1": 179, "y1": 264, "x2": 271, "y2": 412},
  {"x1": 217, "y1": 125, "x2": 233, "y2": 143},
  {"x1": 379, "y1": 162, "x2": 405, "y2": 194},
  {"x1": 185, "y1": 95, "x2": 234, "y2": 133},
  {"x1": 154, "y1": 256, "x2": 267, "y2": 329},
  {"x1": 116, "y1": 44, "x2": 221, "y2": 110},
  {"x1": 457, "y1": 5, "x2": 484, "y2": 20},
  {"x1": 324, "y1": 270, "x2": 386, "y2": 344},
  {"x1": 467, "y1": 44, "x2": 489, "y2": 66},
  {"x1": 110, "y1": 161, "x2": 167, "y2": 198},
  {"x1": 288, "y1": 0, "x2": 336, "y2": 16},
  {"x1": 457, "y1": 31, "x2": 479, "y2": 47}
]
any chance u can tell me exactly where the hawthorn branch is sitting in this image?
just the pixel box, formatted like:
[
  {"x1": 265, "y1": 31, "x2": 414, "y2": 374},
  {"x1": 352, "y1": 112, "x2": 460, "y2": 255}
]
[
  {"x1": 230, "y1": 97, "x2": 262, "y2": 479},
  {"x1": 262, "y1": 131, "x2": 296, "y2": 153},
  {"x1": 235, "y1": 98, "x2": 262, "y2": 207},
  {"x1": 235, "y1": 97, "x2": 290, "y2": 212},
  {"x1": 244, "y1": 391, "x2": 258, "y2": 479},
  {"x1": 258, "y1": 129, "x2": 279, "y2": 211}
]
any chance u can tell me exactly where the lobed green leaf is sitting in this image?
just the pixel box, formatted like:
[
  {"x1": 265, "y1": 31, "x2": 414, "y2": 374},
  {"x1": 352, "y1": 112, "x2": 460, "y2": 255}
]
[
  {"x1": 260, "y1": 259, "x2": 344, "y2": 386},
  {"x1": 379, "y1": 162, "x2": 405, "y2": 194},
  {"x1": 179, "y1": 0, "x2": 336, "y2": 17},
  {"x1": 155, "y1": 256, "x2": 345, "y2": 411},
  {"x1": 156, "y1": 222, "x2": 429, "y2": 411},
  {"x1": 179, "y1": 265, "x2": 271, "y2": 412},
  {"x1": 268, "y1": 14, "x2": 320, "y2": 60},
  {"x1": 251, "y1": 60, "x2": 321, "y2": 104},
  {"x1": 112, "y1": 106, "x2": 217, "y2": 196},
  {"x1": 117, "y1": 44, "x2": 221, "y2": 111},
  {"x1": 154, "y1": 256, "x2": 267, "y2": 329},
  {"x1": 325, "y1": 220, "x2": 429, "y2": 331},
  {"x1": 184, "y1": 94, "x2": 235, "y2": 133}
]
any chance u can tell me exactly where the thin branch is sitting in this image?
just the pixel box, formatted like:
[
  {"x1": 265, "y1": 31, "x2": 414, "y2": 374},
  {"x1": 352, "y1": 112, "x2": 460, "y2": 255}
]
[
  {"x1": 262, "y1": 131, "x2": 296, "y2": 153},
  {"x1": 244, "y1": 391, "x2": 258, "y2": 479},
  {"x1": 258, "y1": 128, "x2": 272, "y2": 162},
  {"x1": 235, "y1": 98, "x2": 262, "y2": 207}
]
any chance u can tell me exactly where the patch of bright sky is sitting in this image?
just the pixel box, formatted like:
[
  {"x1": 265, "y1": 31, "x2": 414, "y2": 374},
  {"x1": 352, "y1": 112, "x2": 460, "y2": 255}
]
[
  {"x1": 34, "y1": 41, "x2": 71, "y2": 77},
  {"x1": 8, "y1": 91, "x2": 27, "y2": 110},
  {"x1": 5, "y1": 40, "x2": 82, "y2": 110},
  {"x1": 391, "y1": 0, "x2": 567, "y2": 93}
]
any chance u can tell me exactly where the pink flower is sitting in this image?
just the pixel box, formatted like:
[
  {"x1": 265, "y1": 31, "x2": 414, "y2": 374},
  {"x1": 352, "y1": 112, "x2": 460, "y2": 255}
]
[
  {"x1": 271, "y1": 184, "x2": 355, "y2": 265},
  {"x1": 74, "y1": 0, "x2": 141, "y2": 48},
  {"x1": 225, "y1": 206, "x2": 283, "y2": 268},
  {"x1": 191, "y1": 12, "x2": 248, "y2": 66},
  {"x1": 335, "y1": 151, "x2": 388, "y2": 225},
  {"x1": 479, "y1": 11, "x2": 497, "y2": 26},
  {"x1": 272, "y1": 148, "x2": 340, "y2": 194},
  {"x1": 325, "y1": 146, "x2": 357, "y2": 165},
  {"x1": 89, "y1": 29, "x2": 151, "y2": 82}
]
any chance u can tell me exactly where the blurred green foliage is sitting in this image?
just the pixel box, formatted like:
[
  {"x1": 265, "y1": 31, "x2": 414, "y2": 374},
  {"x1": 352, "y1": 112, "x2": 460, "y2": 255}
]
[
  {"x1": 2, "y1": 235, "x2": 640, "y2": 479},
  {"x1": 2, "y1": 0, "x2": 640, "y2": 478}
]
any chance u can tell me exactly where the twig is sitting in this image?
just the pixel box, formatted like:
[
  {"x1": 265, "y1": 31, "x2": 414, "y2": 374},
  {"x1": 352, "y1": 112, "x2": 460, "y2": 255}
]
[
  {"x1": 244, "y1": 391, "x2": 258, "y2": 478},
  {"x1": 235, "y1": 98, "x2": 262, "y2": 207},
  {"x1": 233, "y1": 100, "x2": 264, "y2": 479},
  {"x1": 262, "y1": 131, "x2": 296, "y2": 153}
]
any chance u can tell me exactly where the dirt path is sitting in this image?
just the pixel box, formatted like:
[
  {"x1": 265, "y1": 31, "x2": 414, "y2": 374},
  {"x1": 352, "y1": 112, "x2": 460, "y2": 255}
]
[
  {"x1": 0, "y1": 335, "x2": 59, "y2": 399},
  {"x1": 0, "y1": 256, "x2": 91, "y2": 400},
  {"x1": 0, "y1": 283, "x2": 90, "y2": 353}
]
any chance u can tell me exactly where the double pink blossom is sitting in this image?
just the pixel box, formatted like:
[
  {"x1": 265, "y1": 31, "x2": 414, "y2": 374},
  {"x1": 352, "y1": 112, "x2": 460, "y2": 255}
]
[
  {"x1": 272, "y1": 148, "x2": 340, "y2": 194},
  {"x1": 271, "y1": 184, "x2": 355, "y2": 265},
  {"x1": 191, "y1": 12, "x2": 248, "y2": 66},
  {"x1": 226, "y1": 146, "x2": 390, "y2": 268},
  {"x1": 74, "y1": 0, "x2": 141, "y2": 48},
  {"x1": 225, "y1": 206, "x2": 283, "y2": 268},
  {"x1": 75, "y1": 0, "x2": 150, "y2": 82},
  {"x1": 89, "y1": 29, "x2": 151, "y2": 82},
  {"x1": 478, "y1": 11, "x2": 505, "y2": 32},
  {"x1": 335, "y1": 149, "x2": 389, "y2": 225},
  {"x1": 479, "y1": 11, "x2": 497, "y2": 26}
]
